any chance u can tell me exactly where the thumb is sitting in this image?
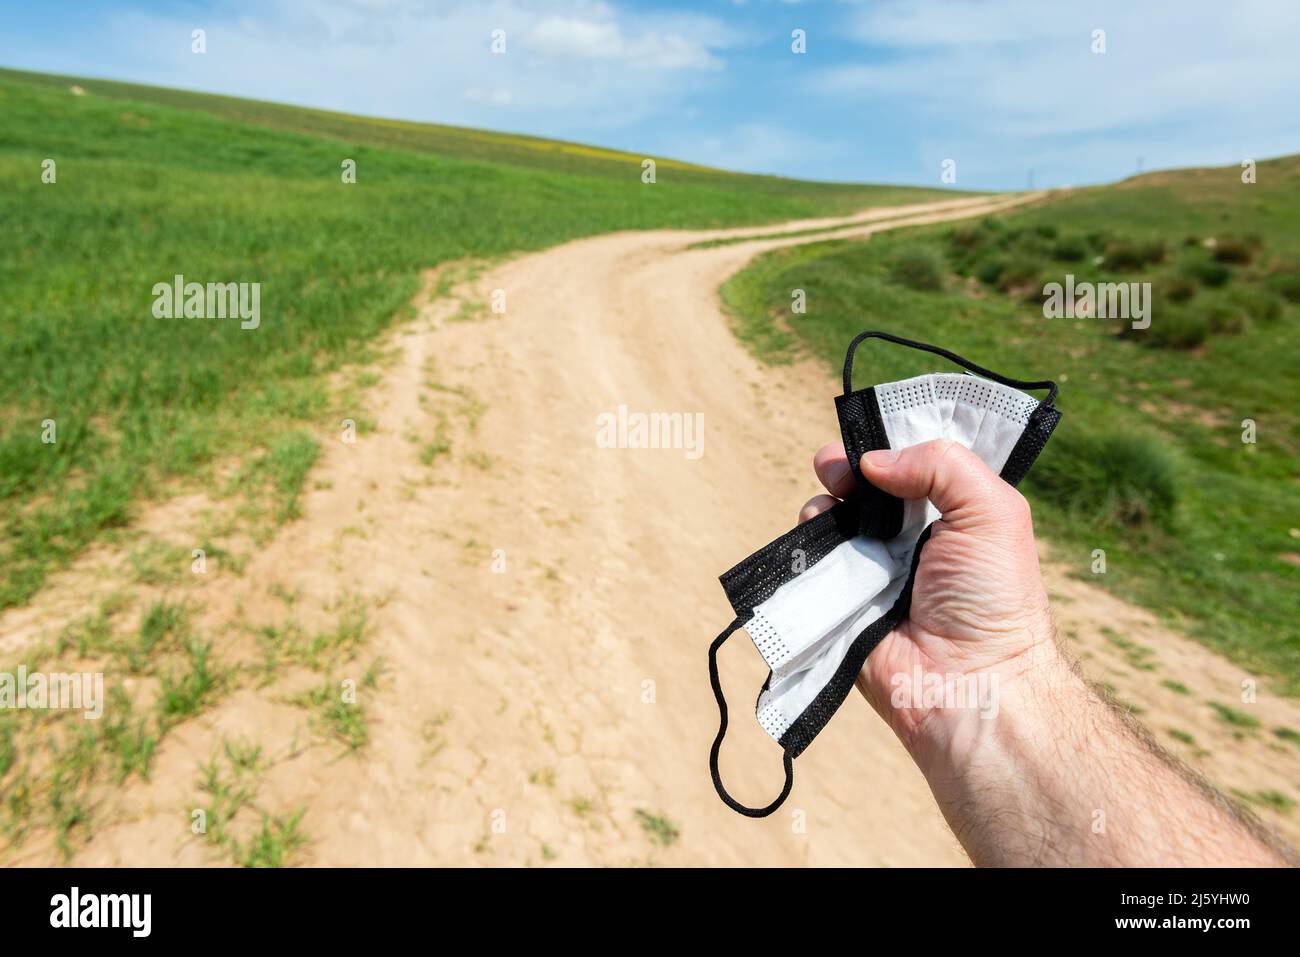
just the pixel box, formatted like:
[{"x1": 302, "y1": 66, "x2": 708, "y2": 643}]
[{"x1": 860, "y1": 439, "x2": 1023, "y2": 523}]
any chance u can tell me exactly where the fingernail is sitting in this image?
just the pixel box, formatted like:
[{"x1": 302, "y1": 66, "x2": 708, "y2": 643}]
[{"x1": 863, "y1": 449, "x2": 900, "y2": 469}]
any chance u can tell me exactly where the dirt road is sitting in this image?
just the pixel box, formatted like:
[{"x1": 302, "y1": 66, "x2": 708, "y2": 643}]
[{"x1": 6, "y1": 194, "x2": 1299, "y2": 865}]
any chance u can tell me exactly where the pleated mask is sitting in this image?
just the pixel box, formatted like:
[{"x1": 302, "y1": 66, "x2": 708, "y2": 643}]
[{"x1": 708, "y1": 331, "x2": 1062, "y2": 817}]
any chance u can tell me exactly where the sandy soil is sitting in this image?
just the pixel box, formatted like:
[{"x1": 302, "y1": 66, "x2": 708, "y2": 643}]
[{"x1": 4, "y1": 194, "x2": 1298, "y2": 866}]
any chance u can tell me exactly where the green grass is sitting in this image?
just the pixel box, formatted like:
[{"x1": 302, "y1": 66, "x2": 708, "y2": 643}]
[
  {"x1": 635, "y1": 809, "x2": 681, "y2": 847},
  {"x1": 0, "y1": 68, "x2": 952, "y2": 607},
  {"x1": 1234, "y1": 789, "x2": 1296, "y2": 814},
  {"x1": 720, "y1": 157, "x2": 1300, "y2": 691},
  {"x1": 157, "y1": 638, "x2": 221, "y2": 728},
  {"x1": 196, "y1": 739, "x2": 307, "y2": 866},
  {"x1": 1209, "y1": 702, "x2": 1261, "y2": 730}
]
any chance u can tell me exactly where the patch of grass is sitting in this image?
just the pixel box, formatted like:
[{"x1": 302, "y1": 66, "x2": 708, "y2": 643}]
[
  {"x1": 1168, "y1": 729, "x2": 1196, "y2": 746},
  {"x1": 157, "y1": 638, "x2": 221, "y2": 728},
  {"x1": 1208, "y1": 702, "x2": 1261, "y2": 730},
  {"x1": 1161, "y1": 679, "x2": 1191, "y2": 695},
  {"x1": 1100, "y1": 628, "x2": 1160, "y2": 671},
  {"x1": 419, "y1": 411, "x2": 452, "y2": 465},
  {"x1": 889, "y1": 246, "x2": 946, "y2": 292},
  {"x1": 1273, "y1": 727, "x2": 1300, "y2": 748},
  {"x1": 1029, "y1": 432, "x2": 1179, "y2": 532},
  {"x1": 1235, "y1": 789, "x2": 1295, "y2": 814},
  {"x1": 235, "y1": 432, "x2": 321, "y2": 524},
  {"x1": 635, "y1": 809, "x2": 680, "y2": 847},
  {"x1": 195, "y1": 742, "x2": 308, "y2": 867},
  {"x1": 529, "y1": 767, "x2": 556, "y2": 788},
  {"x1": 292, "y1": 671, "x2": 374, "y2": 752},
  {"x1": 237, "y1": 808, "x2": 308, "y2": 867},
  {"x1": 0, "y1": 715, "x2": 16, "y2": 781},
  {"x1": 128, "y1": 540, "x2": 191, "y2": 585},
  {"x1": 569, "y1": 797, "x2": 596, "y2": 819}
]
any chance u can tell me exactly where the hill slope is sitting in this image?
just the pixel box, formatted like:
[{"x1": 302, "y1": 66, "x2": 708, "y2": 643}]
[
  {"x1": 0, "y1": 67, "x2": 953, "y2": 607},
  {"x1": 722, "y1": 155, "x2": 1300, "y2": 689}
]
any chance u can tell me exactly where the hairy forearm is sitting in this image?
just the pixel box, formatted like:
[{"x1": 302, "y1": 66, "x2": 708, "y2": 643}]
[{"x1": 910, "y1": 642, "x2": 1293, "y2": 867}]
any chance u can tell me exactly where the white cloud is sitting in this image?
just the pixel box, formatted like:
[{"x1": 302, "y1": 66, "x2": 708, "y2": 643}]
[
  {"x1": 822, "y1": 0, "x2": 1300, "y2": 136},
  {"x1": 94, "y1": 0, "x2": 735, "y2": 138},
  {"x1": 529, "y1": 15, "x2": 723, "y2": 69},
  {"x1": 811, "y1": 0, "x2": 1300, "y2": 184}
]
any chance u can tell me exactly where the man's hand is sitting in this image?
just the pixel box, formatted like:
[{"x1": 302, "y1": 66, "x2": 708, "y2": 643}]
[
  {"x1": 801, "y1": 440, "x2": 1056, "y2": 763},
  {"x1": 800, "y1": 439, "x2": 1293, "y2": 867}
]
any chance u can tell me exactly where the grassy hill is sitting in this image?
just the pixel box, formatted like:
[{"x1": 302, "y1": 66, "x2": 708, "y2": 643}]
[
  {"x1": 722, "y1": 156, "x2": 1300, "y2": 689},
  {"x1": 0, "y1": 67, "x2": 953, "y2": 609}
]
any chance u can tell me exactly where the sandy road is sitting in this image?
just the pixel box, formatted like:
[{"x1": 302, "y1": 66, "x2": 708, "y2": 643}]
[{"x1": 8, "y1": 192, "x2": 1300, "y2": 865}]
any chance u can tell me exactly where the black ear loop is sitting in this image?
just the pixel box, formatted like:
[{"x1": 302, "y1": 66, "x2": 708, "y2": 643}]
[
  {"x1": 709, "y1": 332, "x2": 1057, "y2": 819},
  {"x1": 842, "y1": 330, "x2": 1059, "y2": 406},
  {"x1": 708, "y1": 613, "x2": 794, "y2": 817}
]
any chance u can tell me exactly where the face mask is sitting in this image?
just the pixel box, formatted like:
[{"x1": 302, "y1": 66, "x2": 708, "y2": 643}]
[{"x1": 708, "y1": 331, "x2": 1062, "y2": 817}]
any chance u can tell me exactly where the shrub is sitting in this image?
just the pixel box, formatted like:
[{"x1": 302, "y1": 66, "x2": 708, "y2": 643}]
[
  {"x1": 975, "y1": 258, "x2": 1006, "y2": 285},
  {"x1": 948, "y1": 224, "x2": 986, "y2": 251},
  {"x1": 995, "y1": 258, "x2": 1043, "y2": 296},
  {"x1": 1139, "y1": 308, "x2": 1210, "y2": 350},
  {"x1": 1051, "y1": 237, "x2": 1088, "y2": 262},
  {"x1": 1227, "y1": 287, "x2": 1281, "y2": 323},
  {"x1": 1085, "y1": 230, "x2": 1113, "y2": 251},
  {"x1": 1163, "y1": 276, "x2": 1198, "y2": 304},
  {"x1": 1033, "y1": 223, "x2": 1059, "y2": 240},
  {"x1": 1184, "y1": 259, "x2": 1231, "y2": 288},
  {"x1": 1266, "y1": 269, "x2": 1300, "y2": 304},
  {"x1": 1103, "y1": 241, "x2": 1145, "y2": 271},
  {"x1": 1202, "y1": 302, "x2": 1246, "y2": 336},
  {"x1": 1212, "y1": 235, "x2": 1259, "y2": 265},
  {"x1": 889, "y1": 246, "x2": 946, "y2": 292},
  {"x1": 1027, "y1": 429, "x2": 1180, "y2": 531},
  {"x1": 1105, "y1": 239, "x2": 1166, "y2": 270}
]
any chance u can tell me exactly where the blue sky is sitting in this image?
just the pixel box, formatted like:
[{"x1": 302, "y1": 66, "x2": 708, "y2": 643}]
[{"x1": 3, "y1": 0, "x2": 1299, "y2": 189}]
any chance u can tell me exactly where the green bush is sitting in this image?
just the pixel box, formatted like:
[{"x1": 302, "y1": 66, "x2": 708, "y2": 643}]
[
  {"x1": 1085, "y1": 230, "x2": 1113, "y2": 251},
  {"x1": 1027, "y1": 430, "x2": 1179, "y2": 531},
  {"x1": 1140, "y1": 308, "x2": 1210, "y2": 349},
  {"x1": 1163, "y1": 276, "x2": 1198, "y2": 303},
  {"x1": 1104, "y1": 239, "x2": 1165, "y2": 270},
  {"x1": 1184, "y1": 259, "x2": 1231, "y2": 288},
  {"x1": 1212, "y1": 236, "x2": 1257, "y2": 265},
  {"x1": 948, "y1": 224, "x2": 986, "y2": 251},
  {"x1": 1033, "y1": 223, "x2": 1059, "y2": 240},
  {"x1": 975, "y1": 258, "x2": 1006, "y2": 285},
  {"x1": 1266, "y1": 269, "x2": 1300, "y2": 303},
  {"x1": 889, "y1": 246, "x2": 946, "y2": 292},
  {"x1": 1227, "y1": 287, "x2": 1281, "y2": 323},
  {"x1": 1051, "y1": 237, "x2": 1088, "y2": 262},
  {"x1": 995, "y1": 257, "x2": 1043, "y2": 295},
  {"x1": 1202, "y1": 302, "x2": 1246, "y2": 336}
]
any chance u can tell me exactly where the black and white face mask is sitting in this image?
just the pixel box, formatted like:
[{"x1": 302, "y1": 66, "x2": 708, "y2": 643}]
[{"x1": 708, "y1": 331, "x2": 1062, "y2": 817}]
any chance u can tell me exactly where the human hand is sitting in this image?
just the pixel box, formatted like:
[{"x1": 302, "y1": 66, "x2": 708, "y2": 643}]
[{"x1": 799, "y1": 439, "x2": 1062, "y2": 768}]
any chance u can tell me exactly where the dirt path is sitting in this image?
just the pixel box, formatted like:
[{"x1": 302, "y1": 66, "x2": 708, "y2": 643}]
[{"x1": 5, "y1": 193, "x2": 1299, "y2": 865}]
